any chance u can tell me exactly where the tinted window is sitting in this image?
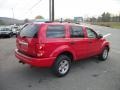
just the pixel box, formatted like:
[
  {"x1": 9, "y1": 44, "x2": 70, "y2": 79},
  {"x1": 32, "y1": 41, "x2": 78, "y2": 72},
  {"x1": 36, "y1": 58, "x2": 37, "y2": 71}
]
[
  {"x1": 86, "y1": 28, "x2": 97, "y2": 38},
  {"x1": 20, "y1": 24, "x2": 39, "y2": 38},
  {"x1": 47, "y1": 25, "x2": 65, "y2": 38},
  {"x1": 1, "y1": 28, "x2": 11, "y2": 31},
  {"x1": 70, "y1": 26, "x2": 84, "y2": 38}
]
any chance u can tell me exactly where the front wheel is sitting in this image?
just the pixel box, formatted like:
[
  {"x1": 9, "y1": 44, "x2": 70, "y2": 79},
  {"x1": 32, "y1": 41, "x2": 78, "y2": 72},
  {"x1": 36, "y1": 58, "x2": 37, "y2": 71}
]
[
  {"x1": 52, "y1": 55, "x2": 71, "y2": 77},
  {"x1": 98, "y1": 47, "x2": 109, "y2": 61},
  {"x1": 8, "y1": 33, "x2": 12, "y2": 38}
]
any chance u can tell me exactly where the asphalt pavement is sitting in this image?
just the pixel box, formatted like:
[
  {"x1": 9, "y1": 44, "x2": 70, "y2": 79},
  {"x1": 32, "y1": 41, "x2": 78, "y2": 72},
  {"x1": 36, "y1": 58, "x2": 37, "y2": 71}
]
[{"x1": 0, "y1": 24, "x2": 120, "y2": 90}]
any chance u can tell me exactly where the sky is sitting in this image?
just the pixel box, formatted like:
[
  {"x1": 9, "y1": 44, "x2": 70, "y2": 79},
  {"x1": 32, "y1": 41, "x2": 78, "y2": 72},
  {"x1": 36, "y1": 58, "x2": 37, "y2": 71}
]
[{"x1": 0, "y1": 0, "x2": 120, "y2": 20}]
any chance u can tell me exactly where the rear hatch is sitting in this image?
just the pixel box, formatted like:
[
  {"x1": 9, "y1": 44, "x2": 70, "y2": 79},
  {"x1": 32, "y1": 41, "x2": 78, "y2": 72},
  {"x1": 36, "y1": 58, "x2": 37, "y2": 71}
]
[{"x1": 16, "y1": 24, "x2": 40, "y2": 57}]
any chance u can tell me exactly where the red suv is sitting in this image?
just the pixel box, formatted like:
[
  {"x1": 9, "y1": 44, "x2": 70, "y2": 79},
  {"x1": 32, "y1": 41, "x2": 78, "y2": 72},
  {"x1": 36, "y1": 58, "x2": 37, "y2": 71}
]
[{"x1": 15, "y1": 22, "x2": 110, "y2": 77}]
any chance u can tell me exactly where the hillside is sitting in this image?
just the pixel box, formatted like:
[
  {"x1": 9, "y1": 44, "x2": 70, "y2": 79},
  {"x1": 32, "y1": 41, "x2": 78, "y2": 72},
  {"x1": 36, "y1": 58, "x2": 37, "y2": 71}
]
[{"x1": 0, "y1": 17, "x2": 24, "y2": 25}]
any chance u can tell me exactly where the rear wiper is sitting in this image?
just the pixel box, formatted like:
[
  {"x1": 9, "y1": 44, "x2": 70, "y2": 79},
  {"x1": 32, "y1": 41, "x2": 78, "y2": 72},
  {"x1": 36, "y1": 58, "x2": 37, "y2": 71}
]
[
  {"x1": 21, "y1": 36, "x2": 32, "y2": 38},
  {"x1": 21, "y1": 36, "x2": 27, "y2": 38}
]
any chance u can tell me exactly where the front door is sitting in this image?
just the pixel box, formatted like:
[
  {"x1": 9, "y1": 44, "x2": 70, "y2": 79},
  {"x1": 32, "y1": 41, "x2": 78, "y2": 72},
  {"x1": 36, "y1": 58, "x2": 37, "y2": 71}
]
[{"x1": 86, "y1": 28, "x2": 102, "y2": 56}]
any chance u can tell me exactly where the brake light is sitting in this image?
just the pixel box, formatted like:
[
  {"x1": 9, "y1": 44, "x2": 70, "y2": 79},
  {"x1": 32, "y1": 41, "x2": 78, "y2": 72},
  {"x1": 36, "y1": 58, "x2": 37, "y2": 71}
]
[
  {"x1": 37, "y1": 52, "x2": 44, "y2": 57},
  {"x1": 35, "y1": 44, "x2": 45, "y2": 57}
]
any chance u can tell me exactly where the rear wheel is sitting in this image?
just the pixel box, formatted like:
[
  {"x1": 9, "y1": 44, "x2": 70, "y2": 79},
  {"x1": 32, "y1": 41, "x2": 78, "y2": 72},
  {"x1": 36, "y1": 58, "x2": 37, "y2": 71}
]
[
  {"x1": 52, "y1": 55, "x2": 71, "y2": 77},
  {"x1": 98, "y1": 47, "x2": 109, "y2": 61}
]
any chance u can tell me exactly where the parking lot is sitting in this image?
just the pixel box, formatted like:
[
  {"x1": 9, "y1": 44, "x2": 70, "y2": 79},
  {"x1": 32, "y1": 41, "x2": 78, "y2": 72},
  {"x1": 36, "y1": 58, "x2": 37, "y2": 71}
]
[{"x1": 0, "y1": 24, "x2": 120, "y2": 90}]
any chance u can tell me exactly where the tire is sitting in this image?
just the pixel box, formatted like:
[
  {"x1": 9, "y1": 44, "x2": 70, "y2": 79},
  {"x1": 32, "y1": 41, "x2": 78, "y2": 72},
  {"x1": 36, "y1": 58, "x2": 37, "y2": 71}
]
[
  {"x1": 8, "y1": 34, "x2": 12, "y2": 38},
  {"x1": 52, "y1": 55, "x2": 71, "y2": 77},
  {"x1": 98, "y1": 47, "x2": 109, "y2": 61}
]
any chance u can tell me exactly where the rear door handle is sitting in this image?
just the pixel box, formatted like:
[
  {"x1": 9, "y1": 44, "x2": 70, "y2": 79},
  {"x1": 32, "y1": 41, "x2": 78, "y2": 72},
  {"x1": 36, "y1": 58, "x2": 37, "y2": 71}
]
[
  {"x1": 70, "y1": 41, "x2": 75, "y2": 45},
  {"x1": 88, "y1": 41, "x2": 92, "y2": 44}
]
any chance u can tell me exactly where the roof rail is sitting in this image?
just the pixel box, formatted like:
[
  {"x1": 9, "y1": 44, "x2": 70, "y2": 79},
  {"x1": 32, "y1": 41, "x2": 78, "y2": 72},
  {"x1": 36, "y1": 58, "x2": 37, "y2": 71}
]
[{"x1": 45, "y1": 21, "x2": 53, "y2": 23}]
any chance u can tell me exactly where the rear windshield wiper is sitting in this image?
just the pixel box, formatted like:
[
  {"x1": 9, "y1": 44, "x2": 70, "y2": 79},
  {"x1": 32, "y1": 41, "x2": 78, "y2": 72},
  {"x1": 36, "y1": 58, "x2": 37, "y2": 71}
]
[{"x1": 21, "y1": 36, "x2": 27, "y2": 38}]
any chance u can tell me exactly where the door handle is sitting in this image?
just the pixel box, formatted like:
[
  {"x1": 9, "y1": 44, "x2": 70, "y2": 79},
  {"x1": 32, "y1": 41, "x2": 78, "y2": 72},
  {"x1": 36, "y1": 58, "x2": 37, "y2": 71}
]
[
  {"x1": 70, "y1": 41, "x2": 75, "y2": 45},
  {"x1": 88, "y1": 41, "x2": 92, "y2": 44}
]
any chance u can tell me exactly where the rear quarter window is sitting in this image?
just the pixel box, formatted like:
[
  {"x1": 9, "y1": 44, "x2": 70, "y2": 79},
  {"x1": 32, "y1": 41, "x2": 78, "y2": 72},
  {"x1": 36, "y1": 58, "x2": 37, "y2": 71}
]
[
  {"x1": 20, "y1": 24, "x2": 39, "y2": 38},
  {"x1": 46, "y1": 25, "x2": 65, "y2": 38}
]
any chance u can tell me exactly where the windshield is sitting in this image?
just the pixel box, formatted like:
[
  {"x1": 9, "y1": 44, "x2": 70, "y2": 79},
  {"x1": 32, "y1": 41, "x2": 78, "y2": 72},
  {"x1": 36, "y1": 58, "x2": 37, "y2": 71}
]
[{"x1": 20, "y1": 24, "x2": 39, "y2": 38}]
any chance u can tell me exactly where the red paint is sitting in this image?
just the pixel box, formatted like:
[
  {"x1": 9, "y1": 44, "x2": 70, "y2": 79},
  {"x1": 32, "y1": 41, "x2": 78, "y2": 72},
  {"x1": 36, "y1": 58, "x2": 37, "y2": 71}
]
[{"x1": 15, "y1": 23, "x2": 110, "y2": 67}]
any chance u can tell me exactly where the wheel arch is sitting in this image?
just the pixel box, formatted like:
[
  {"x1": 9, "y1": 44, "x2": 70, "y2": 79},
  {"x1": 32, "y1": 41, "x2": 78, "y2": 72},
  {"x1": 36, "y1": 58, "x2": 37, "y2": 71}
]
[
  {"x1": 56, "y1": 51, "x2": 74, "y2": 62},
  {"x1": 50, "y1": 45, "x2": 76, "y2": 61},
  {"x1": 104, "y1": 45, "x2": 110, "y2": 51},
  {"x1": 101, "y1": 41, "x2": 110, "y2": 53}
]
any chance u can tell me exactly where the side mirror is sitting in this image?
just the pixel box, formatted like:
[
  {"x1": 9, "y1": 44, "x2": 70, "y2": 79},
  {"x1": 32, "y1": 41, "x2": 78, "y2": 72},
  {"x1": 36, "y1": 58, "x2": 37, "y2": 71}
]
[{"x1": 97, "y1": 34, "x2": 103, "y2": 39}]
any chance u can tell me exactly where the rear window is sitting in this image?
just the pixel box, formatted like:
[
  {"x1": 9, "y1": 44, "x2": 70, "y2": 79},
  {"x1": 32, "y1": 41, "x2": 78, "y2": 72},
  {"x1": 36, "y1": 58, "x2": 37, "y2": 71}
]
[
  {"x1": 20, "y1": 24, "x2": 39, "y2": 38},
  {"x1": 70, "y1": 26, "x2": 84, "y2": 38},
  {"x1": 46, "y1": 25, "x2": 65, "y2": 38}
]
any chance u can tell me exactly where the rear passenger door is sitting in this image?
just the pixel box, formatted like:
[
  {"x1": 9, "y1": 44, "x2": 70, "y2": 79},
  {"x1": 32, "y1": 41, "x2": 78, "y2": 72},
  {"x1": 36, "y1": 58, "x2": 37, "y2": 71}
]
[
  {"x1": 44, "y1": 25, "x2": 67, "y2": 57},
  {"x1": 69, "y1": 26, "x2": 89, "y2": 60}
]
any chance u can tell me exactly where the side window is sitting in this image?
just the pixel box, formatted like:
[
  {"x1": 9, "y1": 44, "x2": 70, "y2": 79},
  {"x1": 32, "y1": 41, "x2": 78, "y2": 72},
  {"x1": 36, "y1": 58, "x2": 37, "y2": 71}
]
[
  {"x1": 47, "y1": 25, "x2": 65, "y2": 38},
  {"x1": 86, "y1": 28, "x2": 97, "y2": 38},
  {"x1": 70, "y1": 26, "x2": 84, "y2": 38}
]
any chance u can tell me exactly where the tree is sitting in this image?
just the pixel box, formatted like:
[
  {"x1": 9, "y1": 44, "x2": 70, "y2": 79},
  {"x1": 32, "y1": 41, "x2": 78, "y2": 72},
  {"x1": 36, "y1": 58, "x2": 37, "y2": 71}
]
[
  {"x1": 0, "y1": 20, "x2": 5, "y2": 25},
  {"x1": 119, "y1": 14, "x2": 120, "y2": 22},
  {"x1": 106, "y1": 12, "x2": 111, "y2": 22},
  {"x1": 35, "y1": 15, "x2": 44, "y2": 19},
  {"x1": 111, "y1": 14, "x2": 120, "y2": 22},
  {"x1": 64, "y1": 18, "x2": 73, "y2": 23},
  {"x1": 97, "y1": 17, "x2": 102, "y2": 22},
  {"x1": 101, "y1": 12, "x2": 111, "y2": 22},
  {"x1": 24, "y1": 19, "x2": 29, "y2": 23},
  {"x1": 90, "y1": 17, "x2": 97, "y2": 22}
]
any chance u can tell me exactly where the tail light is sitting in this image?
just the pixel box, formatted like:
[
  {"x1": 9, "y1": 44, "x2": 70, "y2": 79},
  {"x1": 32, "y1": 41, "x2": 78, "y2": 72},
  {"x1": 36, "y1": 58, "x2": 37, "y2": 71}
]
[{"x1": 35, "y1": 44, "x2": 45, "y2": 57}]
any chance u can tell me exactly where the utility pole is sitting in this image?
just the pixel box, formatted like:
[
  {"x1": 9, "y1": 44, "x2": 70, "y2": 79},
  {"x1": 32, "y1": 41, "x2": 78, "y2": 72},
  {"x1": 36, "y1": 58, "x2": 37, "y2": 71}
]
[
  {"x1": 12, "y1": 8, "x2": 15, "y2": 25},
  {"x1": 49, "y1": 0, "x2": 54, "y2": 22},
  {"x1": 51, "y1": 0, "x2": 54, "y2": 22},
  {"x1": 49, "y1": 0, "x2": 51, "y2": 21}
]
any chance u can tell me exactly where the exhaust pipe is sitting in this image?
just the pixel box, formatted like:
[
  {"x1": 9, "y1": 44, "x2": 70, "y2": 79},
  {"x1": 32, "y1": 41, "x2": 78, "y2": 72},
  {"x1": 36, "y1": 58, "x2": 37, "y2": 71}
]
[{"x1": 19, "y1": 61, "x2": 25, "y2": 64}]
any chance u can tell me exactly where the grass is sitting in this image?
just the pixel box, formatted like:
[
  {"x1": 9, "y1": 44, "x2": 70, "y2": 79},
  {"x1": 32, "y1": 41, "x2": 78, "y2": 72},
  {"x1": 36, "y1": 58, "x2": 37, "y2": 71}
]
[{"x1": 92, "y1": 22, "x2": 120, "y2": 29}]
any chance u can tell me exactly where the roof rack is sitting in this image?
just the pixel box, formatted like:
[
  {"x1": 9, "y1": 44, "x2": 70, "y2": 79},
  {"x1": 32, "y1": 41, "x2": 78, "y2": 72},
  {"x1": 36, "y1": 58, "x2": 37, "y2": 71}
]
[{"x1": 45, "y1": 21, "x2": 53, "y2": 23}]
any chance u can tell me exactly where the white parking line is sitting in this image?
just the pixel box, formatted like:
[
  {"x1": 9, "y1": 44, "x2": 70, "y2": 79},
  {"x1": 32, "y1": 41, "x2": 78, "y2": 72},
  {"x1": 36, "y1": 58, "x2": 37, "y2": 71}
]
[{"x1": 103, "y1": 33, "x2": 111, "y2": 38}]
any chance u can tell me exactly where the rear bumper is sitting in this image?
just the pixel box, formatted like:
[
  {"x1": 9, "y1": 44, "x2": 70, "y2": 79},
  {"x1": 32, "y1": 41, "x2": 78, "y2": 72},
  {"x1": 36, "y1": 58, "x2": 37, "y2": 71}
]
[{"x1": 15, "y1": 49, "x2": 56, "y2": 67}]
